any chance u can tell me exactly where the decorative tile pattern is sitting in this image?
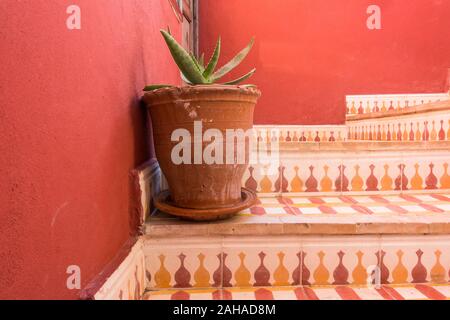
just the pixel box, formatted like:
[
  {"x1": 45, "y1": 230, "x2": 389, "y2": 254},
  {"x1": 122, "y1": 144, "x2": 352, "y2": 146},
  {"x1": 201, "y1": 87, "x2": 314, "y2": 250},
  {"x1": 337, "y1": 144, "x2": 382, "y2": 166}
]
[
  {"x1": 254, "y1": 125, "x2": 348, "y2": 144},
  {"x1": 144, "y1": 232, "x2": 450, "y2": 290},
  {"x1": 381, "y1": 236, "x2": 450, "y2": 284},
  {"x1": 244, "y1": 151, "x2": 450, "y2": 194},
  {"x1": 237, "y1": 193, "x2": 450, "y2": 217},
  {"x1": 347, "y1": 110, "x2": 450, "y2": 142},
  {"x1": 144, "y1": 238, "x2": 222, "y2": 290},
  {"x1": 346, "y1": 93, "x2": 449, "y2": 115},
  {"x1": 143, "y1": 284, "x2": 450, "y2": 300}
]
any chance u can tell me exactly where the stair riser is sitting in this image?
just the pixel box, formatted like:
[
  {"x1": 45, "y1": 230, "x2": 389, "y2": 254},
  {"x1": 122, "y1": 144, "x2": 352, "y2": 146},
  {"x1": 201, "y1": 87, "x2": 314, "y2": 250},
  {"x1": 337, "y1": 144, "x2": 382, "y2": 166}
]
[
  {"x1": 348, "y1": 110, "x2": 450, "y2": 142},
  {"x1": 244, "y1": 148, "x2": 450, "y2": 194},
  {"x1": 346, "y1": 93, "x2": 449, "y2": 116},
  {"x1": 144, "y1": 235, "x2": 450, "y2": 290}
]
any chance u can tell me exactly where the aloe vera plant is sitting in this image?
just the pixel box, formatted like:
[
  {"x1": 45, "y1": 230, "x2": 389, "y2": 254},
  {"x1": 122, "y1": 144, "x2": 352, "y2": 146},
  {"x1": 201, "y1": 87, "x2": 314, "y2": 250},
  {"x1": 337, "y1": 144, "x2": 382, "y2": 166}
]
[{"x1": 144, "y1": 29, "x2": 256, "y2": 91}]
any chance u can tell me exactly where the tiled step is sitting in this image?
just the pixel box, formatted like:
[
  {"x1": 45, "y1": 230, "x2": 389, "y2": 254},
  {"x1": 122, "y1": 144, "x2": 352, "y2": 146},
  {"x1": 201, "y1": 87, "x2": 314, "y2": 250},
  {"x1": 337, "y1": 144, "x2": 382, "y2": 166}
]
[
  {"x1": 143, "y1": 283, "x2": 450, "y2": 300},
  {"x1": 346, "y1": 98, "x2": 450, "y2": 142},
  {"x1": 144, "y1": 193, "x2": 450, "y2": 291},
  {"x1": 243, "y1": 141, "x2": 450, "y2": 195},
  {"x1": 146, "y1": 193, "x2": 450, "y2": 237},
  {"x1": 346, "y1": 92, "x2": 449, "y2": 117}
]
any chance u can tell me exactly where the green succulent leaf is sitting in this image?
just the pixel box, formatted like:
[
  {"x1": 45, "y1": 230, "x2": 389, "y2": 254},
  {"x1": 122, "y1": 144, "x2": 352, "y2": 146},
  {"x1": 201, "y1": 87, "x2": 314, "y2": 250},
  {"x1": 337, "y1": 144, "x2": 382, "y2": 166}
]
[
  {"x1": 222, "y1": 68, "x2": 256, "y2": 85},
  {"x1": 143, "y1": 84, "x2": 174, "y2": 91},
  {"x1": 190, "y1": 52, "x2": 205, "y2": 73},
  {"x1": 160, "y1": 30, "x2": 207, "y2": 84},
  {"x1": 180, "y1": 72, "x2": 193, "y2": 85},
  {"x1": 203, "y1": 37, "x2": 221, "y2": 80},
  {"x1": 211, "y1": 37, "x2": 255, "y2": 82}
]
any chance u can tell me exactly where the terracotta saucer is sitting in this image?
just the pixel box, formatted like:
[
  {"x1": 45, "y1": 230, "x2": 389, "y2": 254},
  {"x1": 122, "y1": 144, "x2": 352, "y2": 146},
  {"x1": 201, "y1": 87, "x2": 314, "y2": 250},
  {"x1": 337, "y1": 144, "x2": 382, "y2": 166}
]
[{"x1": 154, "y1": 188, "x2": 257, "y2": 222}]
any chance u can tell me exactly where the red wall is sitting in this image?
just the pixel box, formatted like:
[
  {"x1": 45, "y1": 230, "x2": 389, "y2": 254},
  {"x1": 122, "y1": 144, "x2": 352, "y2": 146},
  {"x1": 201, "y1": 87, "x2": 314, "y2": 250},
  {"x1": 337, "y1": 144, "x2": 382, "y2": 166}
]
[
  {"x1": 0, "y1": 0, "x2": 181, "y2": 299},
  {"x1": 199, "y1": 0, "x2": 450, "y2": 125}
]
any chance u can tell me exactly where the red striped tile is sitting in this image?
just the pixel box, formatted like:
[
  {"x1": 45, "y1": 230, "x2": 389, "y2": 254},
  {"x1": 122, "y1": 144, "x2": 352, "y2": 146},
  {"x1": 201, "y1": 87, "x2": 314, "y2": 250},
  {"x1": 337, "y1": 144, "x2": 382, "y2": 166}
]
[
  {"x1": 318, "y1": 205, "x2": 337, "y2": 214},
  {"x1": 381, "y1": 286, "x2": 405, "y2": 300},
  {"x1": 303, "y1": 287, "x2": 319, "y2": 300},
  {"x1": 415, "y1": 285, "x2": 447, "y2": 300},
  {"x1": 279, "y1": 197, "x2": 294, "y2": 205},
  {"x1": 339, "y1": 196, "x2": 358, "y2": 204},
  {"x1": 222, "y1": 290, "x2": 232, "y2": 300},
  {"x1": 386, "y1": 205, "x2": 409, "y2": 214},
  {"x1": 419, "y1": 203, "x2": 445, "y2": 213},
  {"x1": 254, "y1": 199, "x2": 263, "y2": 205},
  {"x1": 400, "y1": 194, "x2": 423, "y2": 203},
  {"x1": 370, "y1": 195, "x2": 390, "y2": 203},
  {"x1": 309, "y1": 197, "x2": 326, "y2": 204},
  {"x1": 255, "y1": 288, "x2": 274, "y2": 300},
  {"x1": 212, "y1": 290, "x2": 222, "y2": 300},
  {"x1": 294, "y1": 288, "x2": 310, "y2": 300},
  {"x1": 172, "y1": 291, "x2": 190, "y2": 300},
  {"x1": 276, "y1": 196, "x2": 286, "y2": 204},
  {"x1": 335, "y1": 286, "x2": 361, "y2": 300},
  {"x1": 284, "y1": 206, "x2": 302, "y2": 215},
  {"x1": 351, "y1": 204, "x2": 374, "y2": 215},
  {"x1": 250, "y1": 206, "x2": 266, "y2": 216},
  {"x1": 430, "y1": 194, "x2": 450, "y2": 202},
  {"x1": 375, "y1": 287, "x2": 395, "y2": 300}
]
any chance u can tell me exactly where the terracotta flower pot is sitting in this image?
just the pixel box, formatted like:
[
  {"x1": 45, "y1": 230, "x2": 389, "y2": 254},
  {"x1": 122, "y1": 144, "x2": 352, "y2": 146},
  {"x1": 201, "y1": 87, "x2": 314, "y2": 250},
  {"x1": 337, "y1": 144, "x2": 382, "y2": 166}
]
[{"x1": 143, "y1": 85, "x2": 261, "y2": 213}]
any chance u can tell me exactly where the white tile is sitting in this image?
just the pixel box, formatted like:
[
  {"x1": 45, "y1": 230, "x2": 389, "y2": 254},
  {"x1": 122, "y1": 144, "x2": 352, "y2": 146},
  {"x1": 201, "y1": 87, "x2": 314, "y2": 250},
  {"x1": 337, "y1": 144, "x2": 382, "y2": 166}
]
[
  {"x1": 352, "y1": 287, "x2": 385, "y2": 300},
  {"x1": 366, "y1": 206, "x2": 390, "y2": 214},
  {"x1": 190, "y1": 292, "x2": 214, "y2": 300},
  {"x1": 399, "y1": 205, "x2": 427, "y2": 213},
  {"x1": 354, "y1": 197, "x2": 376, "y2": 203},
  {"x1": 312, "y1": 288, "x2": 342, "y2": 300},
  {"x1": 299, "y1": 207, "x2": 322, "y2": 214},
  {"x1": 272, "y1": 290, "x2": 297, "y2": 300},
  {"x1": 289, "y1": 197, "x2": 313, "y2": 204},
  {"x1": 333, "y1": 206, "x2": 358, "y2": 214},
  {"x1": 434, "y1": 204, "x2": 450, "y2": 211},
  {"x1": 259, "y1": 198, "x2": 282, "y2": 204},
  {"x1": 230, "y1": 291, "x2": 256, "y2": 300},
  {"x1": 393, "y1": 287, "x2": 428, "y2": 300},
  {"x1": 322, "y1": 197, "x2": 344, "y2": 204},
  {"x1": 264, "y1": 207, "x2": 288, "y2": 214}
]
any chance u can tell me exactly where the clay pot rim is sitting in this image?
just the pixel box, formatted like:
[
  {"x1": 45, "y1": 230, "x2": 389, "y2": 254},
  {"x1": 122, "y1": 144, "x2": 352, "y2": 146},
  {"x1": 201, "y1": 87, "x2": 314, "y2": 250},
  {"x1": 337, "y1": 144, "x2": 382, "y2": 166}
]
[{"x1": 143, "y1": 84, "x2": 261, "y2": 102}]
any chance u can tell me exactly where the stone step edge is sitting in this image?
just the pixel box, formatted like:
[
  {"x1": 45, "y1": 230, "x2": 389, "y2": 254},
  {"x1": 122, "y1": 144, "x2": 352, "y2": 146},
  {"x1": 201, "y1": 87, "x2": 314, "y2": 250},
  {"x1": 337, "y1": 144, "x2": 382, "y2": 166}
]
[{"x1": 144, "y1": 215, "x2": 450, "y2": 238}]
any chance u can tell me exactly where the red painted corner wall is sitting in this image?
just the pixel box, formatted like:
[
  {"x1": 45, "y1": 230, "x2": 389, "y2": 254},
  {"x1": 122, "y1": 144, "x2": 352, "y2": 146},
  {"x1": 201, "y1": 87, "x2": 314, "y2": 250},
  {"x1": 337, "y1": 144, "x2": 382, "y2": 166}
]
[
  {"x1": 0, "y1": 0, "x2": 180, "y2": 299},
  {"x1": 199, "y1": 0, "x2": 450, "y2": 125}
]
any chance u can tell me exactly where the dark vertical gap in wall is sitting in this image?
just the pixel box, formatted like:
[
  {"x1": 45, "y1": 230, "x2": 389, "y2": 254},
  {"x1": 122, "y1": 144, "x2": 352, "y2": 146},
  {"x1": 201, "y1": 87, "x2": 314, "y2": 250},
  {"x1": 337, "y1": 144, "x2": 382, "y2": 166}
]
[{"x1": 193, "y1": 0, "x2": 199, "y2": 56}]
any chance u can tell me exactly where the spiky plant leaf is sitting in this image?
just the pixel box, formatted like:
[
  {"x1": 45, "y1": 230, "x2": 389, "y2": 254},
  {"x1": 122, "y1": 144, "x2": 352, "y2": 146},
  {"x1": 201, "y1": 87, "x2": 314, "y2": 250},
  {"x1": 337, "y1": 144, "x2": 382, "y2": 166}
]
[
  {"x1": 143, "y1": 84, "x2": 174, "y2": 91},
  {"x1": 211, "y1": 38, "x2": 254, "y2": 82},
  {"x1": 203, "y1": 37, "x2": 221, "y2": 80},
  {"x1": 190, "y1": 52, "x2": 205, "y2": 73},
  {"x1": 223, "y1": 68, "x2": 256, "y2": 85},
  {"x1": 160, "y1": 30, "x2": 207, "y2": 84},
  {"x1": 180, "y1": 72, "x2": 193, "y2": 85}
]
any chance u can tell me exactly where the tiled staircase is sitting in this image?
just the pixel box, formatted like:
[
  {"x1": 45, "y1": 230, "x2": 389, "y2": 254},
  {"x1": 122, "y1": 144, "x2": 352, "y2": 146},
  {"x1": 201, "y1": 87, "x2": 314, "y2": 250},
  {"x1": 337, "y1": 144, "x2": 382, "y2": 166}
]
[
  {"x1": 139, "y1": 92, "x2": 450, "y2": 300},
  {"x1": 84, "y1": 92, "x2": 450, "y2": 300}
]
